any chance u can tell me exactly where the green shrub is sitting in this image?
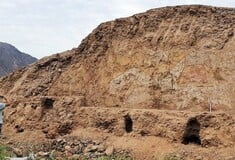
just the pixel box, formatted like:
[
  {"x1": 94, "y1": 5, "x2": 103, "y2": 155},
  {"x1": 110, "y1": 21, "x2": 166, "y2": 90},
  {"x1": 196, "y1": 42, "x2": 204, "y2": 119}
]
[
  {"x1": 97, "y1": 154, "x2": 133, "y2": 160},
  {"x1": 0, "y1": 144, "x2": 9, "y2": 160},
  {"x1": 67, "y1": 154, "x2": 133, "y2": 160},
  {"x1": 162, "y1": 154, "x2": 183, "y2": 160}
]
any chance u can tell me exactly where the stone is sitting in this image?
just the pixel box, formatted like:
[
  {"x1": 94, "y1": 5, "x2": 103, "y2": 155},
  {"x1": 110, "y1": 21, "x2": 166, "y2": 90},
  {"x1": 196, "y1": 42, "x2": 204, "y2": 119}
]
[
  {"x1": 57, "y1": 121, "x2": 73, "y2": 136},
  {"x1": 68, "y1": 154, "x2": 81, "y2": 160},
  {"x1": 65, "y1": 145, "x2": 72, "y2": 151},
  {"x1": 72, "y1": 145, "x2": 82, "y2": 154},
  {"x1": 195, "y1": 156, "x2": 203, "y2": 160},
  {"x1": 97, "y1": 144, "x2": 106, "y2": 152},
  {"x1": 91, "y1": 145, "x2": 98, "y2": 151},
  {"x1": 36, "y1": 151, "x2": 50, "y2": 157},
  {"x1": 84, "y1": 144, "x2": 98, "y2": 153},
  {"x1": 105, "y1": 146, "x2": 114, "y2": 156},
  {"x1": 12, "y1": 148, "x2": 23, "y2": 157}
]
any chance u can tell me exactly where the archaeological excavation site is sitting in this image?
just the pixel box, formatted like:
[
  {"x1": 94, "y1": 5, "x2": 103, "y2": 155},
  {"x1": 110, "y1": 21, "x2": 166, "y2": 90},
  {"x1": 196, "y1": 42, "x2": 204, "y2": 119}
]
[{"x1": 0, "y1": 5, "x2": 234, "y2": 160}]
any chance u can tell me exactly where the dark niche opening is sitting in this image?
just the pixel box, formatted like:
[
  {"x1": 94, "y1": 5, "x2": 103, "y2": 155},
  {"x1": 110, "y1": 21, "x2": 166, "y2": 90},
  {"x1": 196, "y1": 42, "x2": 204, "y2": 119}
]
[
  {"x1": 15, "y1": 125, "x2": 24, "y2": 133},
  {"x1": 124, "y1": 114, "x2": 133, "y2": 133},
  {"x1": 182, "y1": 117, "x2": 201, "y2": 145},
  {"x1": 41, "y1": 97, "x2": 55, "y2": 109}
]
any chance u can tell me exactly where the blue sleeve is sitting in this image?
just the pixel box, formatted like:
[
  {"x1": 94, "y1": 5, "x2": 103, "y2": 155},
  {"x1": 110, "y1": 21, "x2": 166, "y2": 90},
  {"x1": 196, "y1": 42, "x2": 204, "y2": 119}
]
[{"x1": 0, "y1": 103, "x2": 6, "y2": 111}]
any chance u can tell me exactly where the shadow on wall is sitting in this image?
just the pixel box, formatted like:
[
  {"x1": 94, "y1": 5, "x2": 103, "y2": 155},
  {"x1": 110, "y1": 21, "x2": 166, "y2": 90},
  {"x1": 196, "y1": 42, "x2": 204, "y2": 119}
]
[{"x1": 182, "y1": 117, "x2": 201, "y2": 145}]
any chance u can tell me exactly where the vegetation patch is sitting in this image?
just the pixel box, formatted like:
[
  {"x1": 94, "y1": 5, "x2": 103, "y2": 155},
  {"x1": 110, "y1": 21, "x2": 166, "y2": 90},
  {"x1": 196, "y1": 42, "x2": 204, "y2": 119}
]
[{"x1": 0, "y1": 144, "x2": 10, "y2": 160}]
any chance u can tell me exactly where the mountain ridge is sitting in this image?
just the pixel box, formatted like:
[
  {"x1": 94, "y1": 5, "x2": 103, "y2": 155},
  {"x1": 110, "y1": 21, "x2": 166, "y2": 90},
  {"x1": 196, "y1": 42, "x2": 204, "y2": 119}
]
[{"x1": 0, "y1": 42, "x2": 37, "y2": 77}]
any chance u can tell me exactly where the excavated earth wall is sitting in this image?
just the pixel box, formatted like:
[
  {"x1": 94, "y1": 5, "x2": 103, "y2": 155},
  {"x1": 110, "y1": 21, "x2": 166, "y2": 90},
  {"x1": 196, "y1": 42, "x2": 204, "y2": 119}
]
[{"x1": 0, "y1": 5, "x2": 235, "y2": 160}]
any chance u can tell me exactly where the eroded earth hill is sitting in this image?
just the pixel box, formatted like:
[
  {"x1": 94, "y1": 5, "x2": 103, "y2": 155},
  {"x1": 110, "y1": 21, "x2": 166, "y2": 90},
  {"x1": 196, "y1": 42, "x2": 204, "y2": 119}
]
[{"x1": 0, "y1": 5, "x2": 234, "y2": 160}]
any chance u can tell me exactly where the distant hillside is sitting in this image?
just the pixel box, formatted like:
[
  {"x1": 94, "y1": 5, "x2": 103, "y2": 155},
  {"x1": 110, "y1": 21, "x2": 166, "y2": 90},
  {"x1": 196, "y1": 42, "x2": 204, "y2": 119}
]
[{"x1": 0, "y1": 42, "x2": 37, "y2": 76}]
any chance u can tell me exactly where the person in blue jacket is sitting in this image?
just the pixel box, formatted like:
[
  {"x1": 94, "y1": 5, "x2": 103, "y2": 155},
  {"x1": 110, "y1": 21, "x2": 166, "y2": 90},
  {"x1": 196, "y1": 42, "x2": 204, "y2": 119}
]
[{"x1": 0, "y1": 95, "x2": 11, "y2": 136}]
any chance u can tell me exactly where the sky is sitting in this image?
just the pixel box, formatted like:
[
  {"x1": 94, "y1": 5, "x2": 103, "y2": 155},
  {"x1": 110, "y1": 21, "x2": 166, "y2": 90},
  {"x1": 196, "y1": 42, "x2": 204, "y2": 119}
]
[{"x1": 0, "y1": 0, "x2": 235, "y2": 59}]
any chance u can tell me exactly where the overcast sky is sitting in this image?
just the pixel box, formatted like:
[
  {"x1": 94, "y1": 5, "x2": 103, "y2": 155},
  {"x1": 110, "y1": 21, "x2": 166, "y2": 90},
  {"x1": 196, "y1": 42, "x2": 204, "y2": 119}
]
[{"x1": 0, "y1": 0, "x2": 235, "y2": 59}]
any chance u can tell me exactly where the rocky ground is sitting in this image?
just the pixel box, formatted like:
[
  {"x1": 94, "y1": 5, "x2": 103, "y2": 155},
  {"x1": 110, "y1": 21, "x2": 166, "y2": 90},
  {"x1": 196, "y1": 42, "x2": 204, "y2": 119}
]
[{"x1": 2, "y1": 108, "x2": 235, "y2": 159}]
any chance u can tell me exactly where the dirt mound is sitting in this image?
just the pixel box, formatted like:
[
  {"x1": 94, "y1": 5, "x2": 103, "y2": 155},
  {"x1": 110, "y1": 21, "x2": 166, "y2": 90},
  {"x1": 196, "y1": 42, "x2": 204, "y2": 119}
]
[
  {"x1": 1, "y1": 5, "x2": 234, "y2": 111},
  {"x1": 0, "y1": 5, "x2": 235, "y2": 160}
]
